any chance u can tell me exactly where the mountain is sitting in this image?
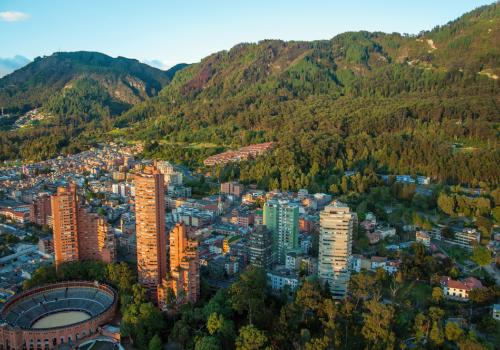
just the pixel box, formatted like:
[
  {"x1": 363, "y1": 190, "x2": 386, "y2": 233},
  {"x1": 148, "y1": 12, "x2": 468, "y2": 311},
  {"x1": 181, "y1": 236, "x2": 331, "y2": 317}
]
[
  {"x1": 0, "y1": 51, "x2": 181, "y2": 114},
  {"x1": 117, "y1": 3, "x2": 499, "y2": 188},
  {"x1": 1, "y1": 3, "x2": 499, "y2": 188},
  {"x1": 0, "y1": 56, "x2": 30, "y2": 78}
]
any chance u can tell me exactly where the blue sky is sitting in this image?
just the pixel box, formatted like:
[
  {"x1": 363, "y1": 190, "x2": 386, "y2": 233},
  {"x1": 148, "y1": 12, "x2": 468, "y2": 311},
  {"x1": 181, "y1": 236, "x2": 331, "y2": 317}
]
[{"x1": 0, "y1": 0, "x2": 494, "y2": 69}]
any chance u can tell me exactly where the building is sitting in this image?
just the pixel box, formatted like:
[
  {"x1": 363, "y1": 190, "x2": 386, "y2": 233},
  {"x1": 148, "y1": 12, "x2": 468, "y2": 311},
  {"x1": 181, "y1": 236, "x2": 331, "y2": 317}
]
[
  {"x1": 134, "y1": 166, "x2": 167, "y2": 303},
  {"x1": 160, "y1": 222, "x2": 200, "y2": 307},
  {"x1": 445, "y1": 228, "x2": 481, "y2": 251},
  {"x1": 416, "y1": 231, "x2": 431, "y2": 247},
  {"x1": 221, "y1": 182, "x2": 244, "y2": 197},
  {"x1": 263, "y1": 200, "x2": 299, "y2": 265},
  {"x1": 440, "y1": 276, "x2": 483, "y2": 301},
  {"x1": 37, "y1": 237, "x2": 54, "y2": 255},
  {"x1": 51, "y1": 184, "x2": 116, "y2": 267},
  {"x1": 267, "y1": 267, "x2": 299, "y2": 292},
  {"x1": 493, "y1": 304, "x2": 500, "y2": 321},
  {"x1": 248, "y1": 225, "x2": 273, "y2": 269},
  {"x1": 318, "y1": 201, "x2": 356, "y2": 299},
  {"x1": 29, "y1": 193, "x2": 52, "y2": 227}
]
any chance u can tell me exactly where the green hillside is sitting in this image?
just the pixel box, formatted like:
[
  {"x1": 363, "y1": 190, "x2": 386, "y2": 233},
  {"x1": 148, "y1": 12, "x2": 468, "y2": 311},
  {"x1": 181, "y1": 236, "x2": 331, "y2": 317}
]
[
  {"x1": 1, "y1": 3, "x2": 499, "y2": 189},
  {"x1": 118, "y1": 3, "x2": 500, "y2": 188}
]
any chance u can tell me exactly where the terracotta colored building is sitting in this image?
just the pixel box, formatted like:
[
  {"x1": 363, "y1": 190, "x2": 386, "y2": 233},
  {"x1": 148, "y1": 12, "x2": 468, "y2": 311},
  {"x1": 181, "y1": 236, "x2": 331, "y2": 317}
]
[
  {"x1": 162, "y1": 222, "x2": 199, "y2": 306},
  {"x1": 134, "y1": 166, "x2": 167, "y2": 303},
  {"x1": 0, "y1": 281, "x2": 117, "y2": 350},
  {"x1": 51, "y1": 184, "x2": 116, "y2": 267},
  {"x1": 29, "y1": 193, "x2": 52, "y2": 227}
]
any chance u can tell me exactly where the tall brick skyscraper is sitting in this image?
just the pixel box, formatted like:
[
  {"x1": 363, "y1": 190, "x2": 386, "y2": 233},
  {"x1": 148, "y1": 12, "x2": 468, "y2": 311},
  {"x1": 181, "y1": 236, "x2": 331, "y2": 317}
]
[
  {"x1": 51, "y1": 183, "x2": 116, "y2": 267},
  {"x1": 163, "y1": 222, "x2": 199, "y2": 306},
  {"x1": 134, "y1": 166, "x2": 167, "y2": 302}
]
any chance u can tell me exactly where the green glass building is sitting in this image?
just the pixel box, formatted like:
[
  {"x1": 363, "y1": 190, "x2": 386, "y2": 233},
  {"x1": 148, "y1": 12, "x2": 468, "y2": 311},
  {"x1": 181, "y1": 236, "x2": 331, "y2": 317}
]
[{"x1": 263, "y1": 199, "x2": 299, "y2": 265}]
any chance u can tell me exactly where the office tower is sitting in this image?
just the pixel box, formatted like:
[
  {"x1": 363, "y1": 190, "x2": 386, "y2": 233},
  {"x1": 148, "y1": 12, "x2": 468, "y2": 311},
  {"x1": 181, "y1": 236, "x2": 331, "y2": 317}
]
[
  {"x1": 263, "y1": 199, "x2": 299, "y2": 265},
  {"x1": 248, "y1": 225, "x2": 273, "y2": 270},
  {"x1": 134, "y1": 166, "x2": 167, "y2": 302},
  {"x1": 30, "y1": 193, "x2": 52, "y2": 227},
  {"x1": 319, "y1": 201, "x2": 356, "y2": 299},
  {"x1": 51, "y1": 183, "x2": 116, "y2": 267},
  {"x1": 166, "y1": 222, "x2": 200, "y2": 305}
]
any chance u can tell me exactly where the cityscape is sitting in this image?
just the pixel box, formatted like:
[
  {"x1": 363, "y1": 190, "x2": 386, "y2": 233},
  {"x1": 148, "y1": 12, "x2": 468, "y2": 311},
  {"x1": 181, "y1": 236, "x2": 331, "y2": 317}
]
[{"x1": 0, "y1": 1, "x2": 499, "y2": 350}]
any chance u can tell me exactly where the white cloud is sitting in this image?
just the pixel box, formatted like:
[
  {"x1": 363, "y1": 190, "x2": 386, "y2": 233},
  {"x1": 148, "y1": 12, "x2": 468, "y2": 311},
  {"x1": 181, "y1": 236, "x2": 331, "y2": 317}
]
[
  {"x1": 142, "y1": 59, "x2": 174, "y2": 70},
  {"x1": 0, "y1": 11, "x2": 30, "y2": 22}
]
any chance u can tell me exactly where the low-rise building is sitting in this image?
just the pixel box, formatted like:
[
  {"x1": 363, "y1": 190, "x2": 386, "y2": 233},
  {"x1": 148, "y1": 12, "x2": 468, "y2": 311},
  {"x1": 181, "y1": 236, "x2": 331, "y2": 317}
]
[
  {"x1": 416, "y1": 231, "x2": 431, "y2": 247},
  {"x1": 267, "y1": 267, "x2": 299, "y2": 292},
  {"x1": 440, "y1": 276, "x2": 483, "y2": 301},
  {"x1": 493, "y1": 304, "x2": 500, "y2": 321}
]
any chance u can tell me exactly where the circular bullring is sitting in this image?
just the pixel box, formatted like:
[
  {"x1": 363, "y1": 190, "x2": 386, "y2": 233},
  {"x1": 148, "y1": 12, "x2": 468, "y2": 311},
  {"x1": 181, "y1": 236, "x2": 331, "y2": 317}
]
[{"x1": 0, "y1": 281, "x2": 118, "y2": 350}]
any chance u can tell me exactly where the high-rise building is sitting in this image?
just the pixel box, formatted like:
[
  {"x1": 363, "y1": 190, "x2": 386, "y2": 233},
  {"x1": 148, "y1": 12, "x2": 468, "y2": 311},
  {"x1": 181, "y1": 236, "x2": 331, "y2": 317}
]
[
  {"x1": 30, "y1": 193, "x2": 52, "y2": 227},
  {"x1": 263, "y1": 199, "x2": 299, "y2": 265},
  {"x1": 165, "y1": 222, "x2": 200, "y2": 305},
  {"x1": 318, "y1": 201, "x2": 356, "y2": 299},
  {"x1": 134, "y1": 166, "x2": 167, "y2": 302},
  {"x1": 51, "y1": 184, "x2": 116, "y2": 267},
  {"x1": 248, "y1": 225, "x2": 273, "y2": 270}
]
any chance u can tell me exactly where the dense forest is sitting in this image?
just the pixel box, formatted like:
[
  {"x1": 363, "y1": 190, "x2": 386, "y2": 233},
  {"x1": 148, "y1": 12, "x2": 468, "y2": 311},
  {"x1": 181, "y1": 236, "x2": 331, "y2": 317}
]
[{"x1": 0, "y1": 4, "x2": 499, "y2": 190}]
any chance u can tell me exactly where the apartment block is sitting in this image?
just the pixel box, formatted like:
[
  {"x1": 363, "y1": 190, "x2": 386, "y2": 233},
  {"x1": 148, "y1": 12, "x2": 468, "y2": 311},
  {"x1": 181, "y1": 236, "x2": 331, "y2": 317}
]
[
  {"x1": 134, "y1": 166, "x2": 167, "y2": 302},
  {"x1": 318, "y1": 201, "x2": 356, "y2": 299},
  {"x1": 51, "y1": 183, "x2": 116, "y2": 267},
  {"x1": 263, "y1": 199, "x2": 299, "y2": 265}
]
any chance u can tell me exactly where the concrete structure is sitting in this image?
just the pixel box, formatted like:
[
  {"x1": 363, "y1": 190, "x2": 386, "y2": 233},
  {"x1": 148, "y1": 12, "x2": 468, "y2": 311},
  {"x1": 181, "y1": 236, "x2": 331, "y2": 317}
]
[
  {"x1": 263, "y1": 200, "x2": 299, "y2": 265},
  {"x1": 0, "y1": 281, "x2": 117, "y2": 350},
  {"x1": 29, "y1": 193, "x2": 52, "y2": 227},
  {"x1": 416, "y1": 231, "x2": 431, "y2": 247},
  {"x1": 248, "y1": 226, "x2": 273, "y2": 270},
  {"x1": 267, "y1": 267, "x2": 299, "y2": 292},
  {"x1": 159, "y1": 222, "x2": 199, "y2": 307},
  {"x1": 134, "y1": 167, "x2": 167, "y2": 303},
  {"x1": 444, "y1": 228, "x2": 481, "y2": 251},
  {"x1": 221, "y1": 182, "x2": 244, "y2": 198},
  {"x1": 318, "y1": 201, "x2": 356, "y2": 299},
  {"x1": 493, "y1": 304, "x2": 500, "y2": 321},
  {"x1": 440, "y1": 276, "x2": 483, "y2": 301},
  {"x1": 51, "y1": 184, "x2": 116, "y2": 267}
]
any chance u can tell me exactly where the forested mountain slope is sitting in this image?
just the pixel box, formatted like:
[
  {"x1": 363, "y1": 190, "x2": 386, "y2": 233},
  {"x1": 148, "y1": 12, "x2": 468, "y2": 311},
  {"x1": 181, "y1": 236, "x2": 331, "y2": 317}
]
[
  {"x1": 1, "y1": 3, "x2": 499, "y2": 189},
  {"x1": 0, "y1": 52, "x2": 186, "y2": 160},
  {"x1": 118, "y1": 3, "x2": 500, "y2": 189}
]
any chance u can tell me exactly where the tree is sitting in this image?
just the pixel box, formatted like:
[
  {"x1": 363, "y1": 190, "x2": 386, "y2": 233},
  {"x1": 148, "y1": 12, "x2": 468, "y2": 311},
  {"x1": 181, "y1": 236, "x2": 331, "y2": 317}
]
[
  {"x1": 121, "y1": 302, "x2": 165, "y2": 350},
  {"x1": 350, "y1": 272, "x2": 377, "y2": 308},
  {"x1": 207, "y1": 312, "x2": 234, "y2": 348},
  {"x1": 431, "y1": 287, "x2": 443, "y2": 304},
  {"x1": 195, "y1": 336, "x2": 221, "y2": 350},
  {"x1": 230, "y1": 266, "x2": 267, "y2": 325},
  {"x1": 437, "y1": 193, "x2": 455, "y2": 216},
  {"x1": 235, "y1": 325, "x2": 268, "y2": 350},
  {"x1": 413, "y1": 313, "x2": 429, "y2": 343},
  {"x1": 362, "y1": 299, "x2": 396, "y2": 350},
  {"x1": 445, "y1": 322, "x2": 463, "y2": 342},
  {"x1": 148, "y1": 334, "x2": 162, "y2": 350},
  {"x1": 471, "y1": 246, "x2": 492, "y2": 267},
  {"x1": 428, "y1": 307, "x2": 445, "y2": 347}
]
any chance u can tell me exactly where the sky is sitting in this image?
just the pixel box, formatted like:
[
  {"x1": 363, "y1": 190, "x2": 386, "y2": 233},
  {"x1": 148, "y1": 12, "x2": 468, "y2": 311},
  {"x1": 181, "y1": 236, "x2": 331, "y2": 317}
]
[{"x1": 0, "y1": 0, "x2": 495, "y2": 69}]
